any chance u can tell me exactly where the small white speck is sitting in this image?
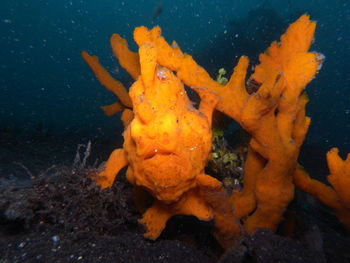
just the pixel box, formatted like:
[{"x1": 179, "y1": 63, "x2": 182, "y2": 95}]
[
  {"x1": 18, "y1": 242, "x2": 26, "y2": 248},
  {"x1": 189, "y1": 145, "x2": 198, "y2": 151},
  {"x1": 51, "y1": 235, "x2": 60, "y2": 242}
]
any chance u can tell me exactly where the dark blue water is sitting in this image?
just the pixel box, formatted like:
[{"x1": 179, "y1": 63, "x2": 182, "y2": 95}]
[{"x1": 1, "y1": 0, "x2": 349, "y2": 153}]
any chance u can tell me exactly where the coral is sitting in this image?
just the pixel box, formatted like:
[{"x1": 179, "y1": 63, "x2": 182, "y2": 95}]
[{"x1": 81, "y1": 14, "x2": 349, "y2": 247}]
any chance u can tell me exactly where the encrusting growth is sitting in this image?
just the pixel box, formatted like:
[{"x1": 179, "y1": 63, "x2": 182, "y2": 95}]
[{"x1": 81, "y1": 15, "x2": 350, "y2": 247}]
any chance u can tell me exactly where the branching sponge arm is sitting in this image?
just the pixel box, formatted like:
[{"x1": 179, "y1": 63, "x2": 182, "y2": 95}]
[
  {"x1": 294, "y1": 148, "x2": 350, "y2": 230},
  {"x1": 81, "y1": 51, "x2": 132, "y2": 108},
  {"x1": 327, "y1": 148, "x2": 350, "y2": 208},
  {"x1": 110, "y1": 34, "x2": 140, "y2": 80}
]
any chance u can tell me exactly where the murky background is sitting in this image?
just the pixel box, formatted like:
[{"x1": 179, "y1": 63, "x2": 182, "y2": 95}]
[{"x1": 1, "y1": 0, "x2": 349, "y2": 153}]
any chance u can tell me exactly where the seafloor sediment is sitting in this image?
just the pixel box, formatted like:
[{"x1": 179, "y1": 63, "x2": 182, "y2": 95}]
[{"x1": 0, "y1": 129, "x2": 349, "y2": 263}]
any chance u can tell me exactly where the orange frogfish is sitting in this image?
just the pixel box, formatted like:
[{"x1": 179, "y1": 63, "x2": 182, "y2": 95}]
[{"x1": 86, "y1": 43, "x2": 225, "y2": 239}]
